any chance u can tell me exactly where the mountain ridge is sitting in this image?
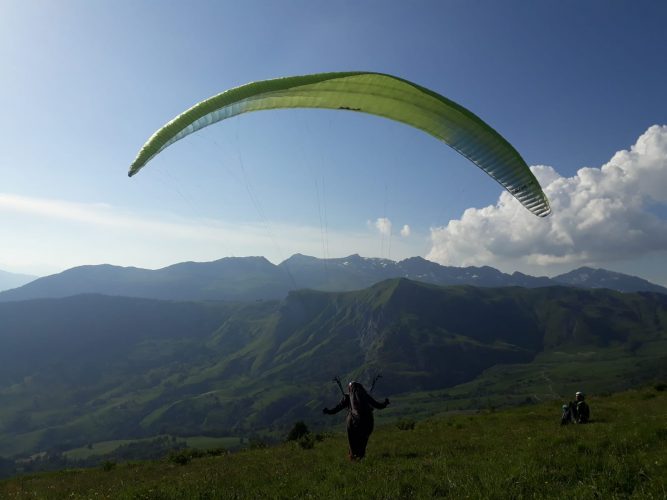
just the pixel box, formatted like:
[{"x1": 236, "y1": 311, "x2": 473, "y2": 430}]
[
  {"x1": 1, "y1": 255, "x2": 664, "y2": 302},
  {"x1": 0, "y1": 269, "x2": 38, "y2": 293}
]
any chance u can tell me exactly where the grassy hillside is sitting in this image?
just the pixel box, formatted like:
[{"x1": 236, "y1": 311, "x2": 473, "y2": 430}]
[
  {"x1": 0, "y1": 281, "x2": 666, "y2": 460},
  {"x1": 1, "y1": 386, "x2": 665, "y2": 499}
]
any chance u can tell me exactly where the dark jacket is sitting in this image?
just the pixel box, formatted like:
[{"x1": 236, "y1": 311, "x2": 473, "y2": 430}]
[
  {"x1": 575, "y1": 400, "x2": 590, "y2": 423},
  {"x1": 324, "y1": 383, "x2": 389, "y2": 459}
]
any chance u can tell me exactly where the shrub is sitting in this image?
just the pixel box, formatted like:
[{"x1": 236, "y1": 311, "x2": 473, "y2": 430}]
[
  {"x1": 168, "y1": 450, "x2": 193, "y2": 465},
  {"x1": 297, "y1": 434, "x2": 315, "y2": 450},
  {"x1": 286, "y1": 421, "x2": 310, "y2": 442},
  {"x1": 654, "y1": 383, "x2": 667, "y2": 392},
  {"x1": 101, "y1": 460, "x2": 116, "y2": 471}
]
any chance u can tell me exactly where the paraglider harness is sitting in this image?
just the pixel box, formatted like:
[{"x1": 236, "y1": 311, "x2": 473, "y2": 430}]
[{"x1": 333, "y1": 374, "x2": 382, "y2": 396}]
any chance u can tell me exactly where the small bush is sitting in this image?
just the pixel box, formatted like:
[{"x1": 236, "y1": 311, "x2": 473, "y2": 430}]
[
  {"x1": 168, "y1": 450, "x2": 193, "y2": 465},
  {"x1": 396, "y1": 419, "x2": 416, "y2": 430},
  {"x1": 101, "y1": 460, "x2": 116, "y2": 471},
  {"x1": 286, "y1": 421, "x2": 310, "y2": 442},
  {"x1": 654, "y1": 383, "x2": 667, "y2": 392},
  {"x1": 297, "y1": 434, "x2": 315, "y2": 450},
  {"x1": 169, "y1": 453, "x2": 190, "y2": 466}
]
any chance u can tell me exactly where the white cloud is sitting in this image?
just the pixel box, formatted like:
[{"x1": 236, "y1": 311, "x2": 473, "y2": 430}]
[
  {"x1": 400, "y1": 224, "x2": 411, "y2": 237},
  {"x1": 374, "y1": 217, "x2": 392, "y2": 236},
  {"x1": 427, "y1": 125, "x2": 667, "y2": 277}
]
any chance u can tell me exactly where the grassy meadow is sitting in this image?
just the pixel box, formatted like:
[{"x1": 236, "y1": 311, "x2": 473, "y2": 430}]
[{"x1": 1, "y1": 386, "x2": 665, "y2": 499}]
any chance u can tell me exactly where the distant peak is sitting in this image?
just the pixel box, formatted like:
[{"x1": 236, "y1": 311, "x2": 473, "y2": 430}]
[
  {"x1": 570, "y1": 266, "x2": 597, "y2": 273},
  {"x1": 64, "y1": 263, "x2": 127, "y2": 273},
  {"x1": 399, "y1": 256, "x2": 428, "y2": 263},
  {"x1": 281, "y1": 253, "x2": 317, "y2": 262}
]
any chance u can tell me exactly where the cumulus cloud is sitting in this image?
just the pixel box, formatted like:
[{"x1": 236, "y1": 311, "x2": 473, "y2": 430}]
[
  {"x1": 427, "y1": 125, "x2": 667, "y2": 275},
  {"x1": 374, "y1": 217, "x2": 392, "y2": 236},
  {"x1": 370, "y1": 219, "x2": 410, "y2": 238}
]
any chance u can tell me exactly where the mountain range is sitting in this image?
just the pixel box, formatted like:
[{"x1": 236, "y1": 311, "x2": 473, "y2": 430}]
[
  {"x1": 1, "y1": 278, "x2": 666, "y2": 458},
  {"x1": 1, "y1": 254, "x2": 665, "y2": 302},
  {"x1": 1, "y1": 254, "x2": 665, "y2": 460},
  {"x1": 0, "y1": 270, "x2": 37, "y2": 293}
]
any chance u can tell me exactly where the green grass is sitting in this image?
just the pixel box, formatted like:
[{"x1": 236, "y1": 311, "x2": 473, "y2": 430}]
[
  {"x1": 63, "y1": 439, "x2": 136, "y2": 460},
  {"x1": 2, "y1": 387, "x2": 665, "y2": 499},
  {"x1": 182, "y1": 436, "x2": 241, "y2": 451},
  {"x1": 61, "y1": 435, "x2": 242, "y2": 461},
  {"x1": 379, "y1": 340, "x2": 667, "y2": 424}
]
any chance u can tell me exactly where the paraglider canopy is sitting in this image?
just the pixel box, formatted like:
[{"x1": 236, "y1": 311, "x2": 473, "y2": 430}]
[{"x1": 129, "y1": 72, "x2": 551, "y2": 217}]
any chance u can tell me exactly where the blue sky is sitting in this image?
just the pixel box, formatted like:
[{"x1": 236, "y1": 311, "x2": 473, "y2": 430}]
[{"x1": 1, "y1": 1, "x2": 666, "y2": 285}]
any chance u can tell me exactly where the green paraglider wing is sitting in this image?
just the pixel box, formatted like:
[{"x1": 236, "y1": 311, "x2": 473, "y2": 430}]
[{"x1": 129, "y1": 72, "x2": 551, "y2": 217}]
